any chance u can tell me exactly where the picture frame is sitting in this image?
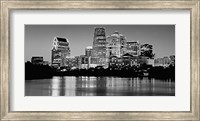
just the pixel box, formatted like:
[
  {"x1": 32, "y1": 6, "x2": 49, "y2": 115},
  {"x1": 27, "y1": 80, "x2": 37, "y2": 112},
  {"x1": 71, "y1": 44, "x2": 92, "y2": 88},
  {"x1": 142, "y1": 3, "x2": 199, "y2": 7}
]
[{"x1": 0, "y1": 0, "x2": 199, "y2": 120}]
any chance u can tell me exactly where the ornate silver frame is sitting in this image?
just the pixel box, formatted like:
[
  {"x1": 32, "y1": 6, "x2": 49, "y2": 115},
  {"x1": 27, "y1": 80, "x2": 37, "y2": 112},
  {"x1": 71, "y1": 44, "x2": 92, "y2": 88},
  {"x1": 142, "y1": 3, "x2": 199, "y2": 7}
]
[{"x1": 1, "y1": 0, "x2": 199, "y2": 120}]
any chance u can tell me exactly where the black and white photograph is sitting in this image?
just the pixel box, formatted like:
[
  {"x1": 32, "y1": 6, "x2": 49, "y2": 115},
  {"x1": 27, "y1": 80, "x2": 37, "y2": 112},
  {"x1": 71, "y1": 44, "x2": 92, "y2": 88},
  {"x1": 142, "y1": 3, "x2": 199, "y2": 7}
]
[{"x1": 25, "y1": 25, "x2": 175, "y2": 96}]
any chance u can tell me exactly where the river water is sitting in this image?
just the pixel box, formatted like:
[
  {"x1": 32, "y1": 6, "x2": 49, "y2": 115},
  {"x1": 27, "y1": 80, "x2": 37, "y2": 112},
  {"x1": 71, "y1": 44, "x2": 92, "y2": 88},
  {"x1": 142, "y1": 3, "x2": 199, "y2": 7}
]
[{"x1": 25, "y1": 76, "x2": 175, "y2": 96}]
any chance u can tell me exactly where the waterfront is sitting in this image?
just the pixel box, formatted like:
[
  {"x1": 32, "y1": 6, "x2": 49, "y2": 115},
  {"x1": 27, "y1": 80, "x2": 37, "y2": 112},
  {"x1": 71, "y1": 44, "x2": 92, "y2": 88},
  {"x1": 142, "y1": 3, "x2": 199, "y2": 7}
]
[{"x1": 25, "y1": 76, "x2": 175, "y2": 96}]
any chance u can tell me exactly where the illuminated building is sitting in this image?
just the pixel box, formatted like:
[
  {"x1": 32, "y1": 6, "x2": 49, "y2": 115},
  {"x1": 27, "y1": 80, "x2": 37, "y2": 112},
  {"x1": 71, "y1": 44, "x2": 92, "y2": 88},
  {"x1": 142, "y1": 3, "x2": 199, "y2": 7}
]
[
  {"x1": 163, "y1": 56, "x2": 171, "y2": 67},
  {"x1": 106, "y1": 31, "x2": 127, "y2": 58},
  {"x1": 92, "y1": 27, "x2": 107, "y2": 66},
  {"x1": 51, "y1": 37, "x2": 70, "y2": 67},
  {"x1": 79, "y1": 55, "x2": 99, "y2": 69},
  {"x1": 109, "y1": 56, "x2": 123, "y2": 69},
  {"x1": 121, "y1": 53, "x2": 137, "y2": 67},
  {"x1": 109, "y1": 53, "x2": 139, "y2": 69},
  {"x1": 126, "y1": 41, "x2": 140, "y2": 56},
  {"x1": 85, "y1": 46, "x2": 93, "y2": 57},
  {"x1": 64, "y1": 57, "x2": 79, "y2": 69},
  {"x1": 79, "y1": 55, "x2": 89, "y2": 69},
  {"x1": 74, "y1": 56, "x2": 81, "y2": 68}
]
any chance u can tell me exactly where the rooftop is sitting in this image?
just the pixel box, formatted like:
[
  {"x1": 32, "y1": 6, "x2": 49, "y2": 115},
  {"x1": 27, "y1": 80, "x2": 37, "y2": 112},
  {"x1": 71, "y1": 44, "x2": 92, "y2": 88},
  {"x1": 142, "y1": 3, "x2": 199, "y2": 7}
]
[
  {"x1": 56, "y1": 37, "x2": 68, "y2": 43},
  {"x1": 127, "y1": 41, "x2": 140, "y2": 44},
  {"x1": 86, "y1": 46, "x2": 93, "y2": 49}
]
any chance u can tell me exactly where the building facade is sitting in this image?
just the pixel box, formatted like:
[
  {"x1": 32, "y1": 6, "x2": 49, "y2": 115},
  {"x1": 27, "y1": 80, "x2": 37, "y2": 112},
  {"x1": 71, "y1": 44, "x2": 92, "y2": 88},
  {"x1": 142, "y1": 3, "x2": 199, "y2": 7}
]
[
  {"x1": 108, "y1": 53, "x2": 140, "y2": 69},
  {"x1": 106, "y1": 31, "x2": 127, "y2": 58},
  {"x1": 64, "y1": 57, "x2": 79, "y2": 69},
  {"x1": 154, "y1": 56, "x2": 171, "y2": 67},
  {"x1": 31, "y1": 57, "x2": 43, "y2": 65},
  {"x1": 108, "y1": 56, "x2": 123, "y2": 69},
  {"x1": 122, "y1": 53, "x2": 139, "y2": 67},
  {"x1": 126, "y1": 41, "x2": 140, "y2": 56},
  {"x1": 92, "y1": 27, "x2": 107, "y2": 66},
  {"x1": 85, "y1": 46, "x2": 93, "y2": 57},
  {"x1": 51, "y1": 37, "x2": 70, "y2": 67},
  {"x1": 79, "y1": 55, "x2": 99, "y2": 69}
]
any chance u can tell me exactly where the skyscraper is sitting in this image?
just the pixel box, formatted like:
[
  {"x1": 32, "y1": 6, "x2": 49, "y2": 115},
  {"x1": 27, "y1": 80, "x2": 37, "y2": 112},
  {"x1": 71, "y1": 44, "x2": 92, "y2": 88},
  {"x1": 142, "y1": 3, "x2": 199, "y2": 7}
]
[
  {"x1": 106, "y1": 31, "x2": 127, "y2": 58},
  {"x1": 51, "y1": 37, "x2": 70, "y2": 67},
  {"x1": 92, "y1": 27, "x2": 107, "y2": 66}
]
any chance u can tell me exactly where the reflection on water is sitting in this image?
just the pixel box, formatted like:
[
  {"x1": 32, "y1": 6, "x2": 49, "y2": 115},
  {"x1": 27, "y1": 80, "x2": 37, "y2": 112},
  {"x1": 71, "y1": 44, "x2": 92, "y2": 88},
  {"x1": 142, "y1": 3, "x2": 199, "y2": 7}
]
[{"x1": 25, "y1": 76, "x2": 175, "y2": 96}]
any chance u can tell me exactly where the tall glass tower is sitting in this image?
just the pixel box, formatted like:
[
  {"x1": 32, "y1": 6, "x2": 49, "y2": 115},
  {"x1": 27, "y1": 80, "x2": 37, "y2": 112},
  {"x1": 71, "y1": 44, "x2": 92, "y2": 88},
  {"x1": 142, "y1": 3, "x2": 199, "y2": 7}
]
[{"x1": 92, "y1": 27, "x2": 107, "y2": 66}]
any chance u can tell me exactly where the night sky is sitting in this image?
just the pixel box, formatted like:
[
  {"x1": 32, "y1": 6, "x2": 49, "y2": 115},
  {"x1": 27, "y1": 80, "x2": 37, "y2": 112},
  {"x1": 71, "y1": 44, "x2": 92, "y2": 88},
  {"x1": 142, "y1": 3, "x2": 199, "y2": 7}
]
[{"x1": 25, "y1": 25, "x2": 175, "y2": 62}]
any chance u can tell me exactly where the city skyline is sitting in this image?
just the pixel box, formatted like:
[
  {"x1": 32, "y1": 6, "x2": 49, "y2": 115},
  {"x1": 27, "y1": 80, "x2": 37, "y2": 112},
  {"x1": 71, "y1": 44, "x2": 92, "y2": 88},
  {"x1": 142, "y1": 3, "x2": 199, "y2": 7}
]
[{"x1": 25, "y1": 25, "x2": 175, "y2": 62}]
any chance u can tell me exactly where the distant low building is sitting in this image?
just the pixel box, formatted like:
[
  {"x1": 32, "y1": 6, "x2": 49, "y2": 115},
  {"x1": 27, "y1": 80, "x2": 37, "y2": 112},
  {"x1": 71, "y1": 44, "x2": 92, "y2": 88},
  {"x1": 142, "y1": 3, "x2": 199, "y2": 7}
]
[
  {"x1": 64, "y1": 57, "x2": 78, "y2": 69},
  {"x1": 89, "y1": 57, "x2": 99, "y2": 68},
  {"x1": 79, "y1": 55, "x2": 99, "y2": 69},
  {"x1": 109, "y1": 56, "x2": 123, "y2": 69},
  {"x1": 31, "y1": 57, "x2": 43, "y2": 65},
  {"x1": 169, "y1": 55, "x2": 175, "y2": 66},
  {"x1": 154, "y1": 56, "x2": 173, "y2": 67},
  {"x1": 74, "y1": 56, "x2": 81, "y2": 68},
  {"x1": 154, "y1": 58, "x2": 164, "y2": 66},
  {"x1": 79, "y1": 55, "x2": 89, "y2": 69},
  {"x1": 108, "y1": 53, "x2": 142, "y2": 69},
  {"x1": 163, "y1": 56, "x2": 171, "y2": 67}
]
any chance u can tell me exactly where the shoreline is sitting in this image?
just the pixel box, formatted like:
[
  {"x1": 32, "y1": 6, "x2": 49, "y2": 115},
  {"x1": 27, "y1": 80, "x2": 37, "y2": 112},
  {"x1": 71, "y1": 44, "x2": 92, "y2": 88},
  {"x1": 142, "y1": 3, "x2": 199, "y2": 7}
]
[{"x1": 25, "y1": 63, "x2": 175, "y2": 81}]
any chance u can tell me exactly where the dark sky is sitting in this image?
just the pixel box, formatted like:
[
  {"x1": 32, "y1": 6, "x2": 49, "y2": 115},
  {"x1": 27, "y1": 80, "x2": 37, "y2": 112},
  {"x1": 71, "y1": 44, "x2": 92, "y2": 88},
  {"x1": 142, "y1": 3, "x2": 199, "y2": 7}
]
[{"x1": 25, "y1": 25, "x2": 175, "y2": 62}]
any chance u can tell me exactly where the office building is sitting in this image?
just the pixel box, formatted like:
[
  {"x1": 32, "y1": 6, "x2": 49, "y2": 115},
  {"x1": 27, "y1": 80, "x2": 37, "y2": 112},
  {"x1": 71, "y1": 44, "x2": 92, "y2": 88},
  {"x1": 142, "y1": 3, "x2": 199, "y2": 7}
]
[
  {"x1": 106, "y1": 31, "x2": 127, "y2": 58},
  {"x1": 126, "y1": 41, "x2": 140, "y2": 56},
  {"x1": 51, "y1": 37, "x2": 70, "y2": 67}
]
